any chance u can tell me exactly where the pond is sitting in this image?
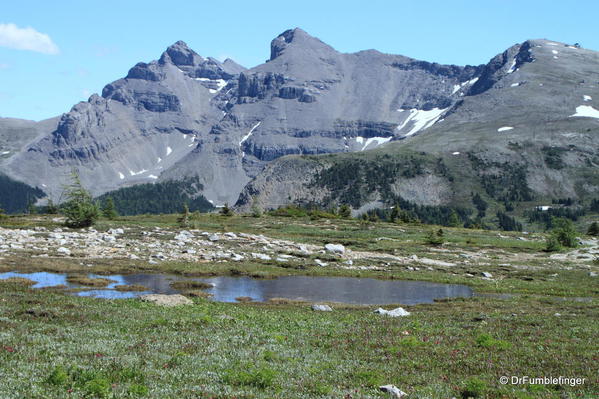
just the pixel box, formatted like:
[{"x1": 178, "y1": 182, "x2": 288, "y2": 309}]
[{"x1": 0, "y1": 271, "x2": 474, "y2": 305}]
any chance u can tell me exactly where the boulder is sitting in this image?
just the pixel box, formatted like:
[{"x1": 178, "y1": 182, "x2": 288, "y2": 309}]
[
  {"x1": 57, "y1": 247, "x2": 71, "y2": 255},
  {"x1": 379, "y1": 384, "x2": 407, "y2": 398},
  {"x1": 374, "y1": 307, "x2": 410, "y2": 317},
  {"x1": 324, "y1": 243, "x2": 345, "y2": 254},
  {"x1": 311, "y1": 304, "x2": 333, "y2": 312}
]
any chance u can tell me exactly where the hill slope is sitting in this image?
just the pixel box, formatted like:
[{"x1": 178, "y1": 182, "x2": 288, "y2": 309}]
[{"x1": 236, "y1": 40, "x2": 599, "y2": 215}]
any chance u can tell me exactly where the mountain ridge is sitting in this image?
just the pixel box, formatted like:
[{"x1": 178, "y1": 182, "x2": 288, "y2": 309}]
[{"x1": 0, "y1": 30, "x2": 597, "y2": 218}]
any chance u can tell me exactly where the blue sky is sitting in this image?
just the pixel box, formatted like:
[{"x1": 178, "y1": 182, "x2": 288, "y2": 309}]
[{"x1": 1, "y1": 0, "x2": 598, "y2": 121}]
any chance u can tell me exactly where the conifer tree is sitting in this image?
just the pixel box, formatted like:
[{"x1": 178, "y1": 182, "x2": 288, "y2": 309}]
[
  {"x1": 62, "y1": 171, "x2": 100, "y2": 228},
  {"x1": 102, "y1": 197, "x2": 118, "y2": 220}
]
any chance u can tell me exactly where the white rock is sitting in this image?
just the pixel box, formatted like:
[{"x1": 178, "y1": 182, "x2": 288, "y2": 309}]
[
  {"x1": 251, "y1": 253, "x2": 271, "y2": 261},
  {"x1": 379, "y1": 384, "x2": 407, "y2": 398},
  {"x1": 108, "y1": 228, "x2": 124, "y2": 235},
  {"x1": 482, "y1": 272, "x2": 493, "y2": 278},
  {"x1": 374, "y1": 307, "x2": 411, "y2": 317},
  {"x1": 311, "y1": 304, "x2": 333, "y2": 312},
  {"x1": 174, "y1": 230, "x2": 193, "y2": 241},
  {"x1": 315, "y1": 259, "x2": 328, "y2": 267},
  {"x1": 230, "y1": 253, "x2": 244, "y2": 261},
  {"x1": 102, "y1": 235, "x2": 116, "y2": 243},
  {"x1": 589, "y1": 272, "x2": 597, "y2": 277},
  {"x1": 208, "y1": 234, "x2": 219, "y2": 242},
  {"x1": 57, "y1": 247, "x2": 71, "y2": 255},
  {"x1": 224, "y1": 232, "x2": 237, "y2": 238},
  {"x1": 324, "y1": 243, "x2": 345, "y2": 254}
]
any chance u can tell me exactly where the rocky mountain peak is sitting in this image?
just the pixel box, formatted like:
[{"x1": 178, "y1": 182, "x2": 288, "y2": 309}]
[
  {"x1": 269, "y1": 27, "x2": 335, "y2": 61},
  {"x1": 159, "y1": 40, "x2": 204, "y2": 66}
]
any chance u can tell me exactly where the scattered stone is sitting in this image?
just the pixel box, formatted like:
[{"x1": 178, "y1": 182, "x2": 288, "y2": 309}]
[
  {"x1": 418, "y1": 258, "x2": 456, "y2": 267},
  {"x1": 57, "y1": 247, "x2": 71, "y2": 255},
  {"x1": 108, "y1": 228, "x2": 124, "y2": 235},
  {"x1": 208, "y1": 234, "x2": 219, "y2": 242},
  {"x1": 482, "y1": 272, "x2": 493, "y2": 278},
  {"x1": 230, "y1": 253, "x2": 244, "y2": 261},
  {"x1": 379, "y1": 384, "x2": 407, "y2": 398},
  {"x1": 554, "y1": 313, "x2": 561, "y2": 317},
  {"x1": 324, "y1": 243, "x2": 345, "y2": 254},
  {"x1": 315, "y1": 259, "x2": 328, "y2": 267},
  {"x1": 311, "y1": 304, "x2": 333, "y2": 312},
  {"x1": 251, "y1": 253, "x2": 271, "y2": 261},
  {"x1": 374, "y1": 307, "x2": 410, "y2": 317},
  {"x1": 174, "y1": 230, "x2": 193, "y2": 241},
  {"x1": 139, "y1": 294, "x2": 193, "y2": 306},
  {"x1": 589, "y1": 272, "x2": 597, "y2": 277},
  {"x1": 224, "y1": 232, "x2": 238, "y2": 239}
]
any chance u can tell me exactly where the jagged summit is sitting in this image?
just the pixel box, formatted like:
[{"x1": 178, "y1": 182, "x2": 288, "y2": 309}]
[
  {"x1": 2, "y1": 32, "x2": 598, "y2": 212},
  {"x1": 269, "y1": 27, "x2": 335, "y2": 61},
  {"x1": 159, "y1": 40, "x2": 203, "y2": 66}
]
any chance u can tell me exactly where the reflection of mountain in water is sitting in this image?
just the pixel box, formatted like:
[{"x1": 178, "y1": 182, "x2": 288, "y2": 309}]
[
  {"x1": 0, "y1": 272, "x2": 473, "y2": 304},
  {"x1": 121, "y1": 273, "x2": 181, "y2": 294},
  {"x1": 202, "y1": 276, "x2": 473, "y2": 305}
]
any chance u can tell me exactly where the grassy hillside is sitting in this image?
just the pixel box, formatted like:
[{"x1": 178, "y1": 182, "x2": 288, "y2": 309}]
[{"x1": 0, "y1": 213, "x2": 596, "y2": 398}]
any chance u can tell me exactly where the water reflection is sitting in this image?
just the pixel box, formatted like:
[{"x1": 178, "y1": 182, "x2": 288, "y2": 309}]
[{"x1": 0, "y1": 271, "x2": 473, "y2": 305}]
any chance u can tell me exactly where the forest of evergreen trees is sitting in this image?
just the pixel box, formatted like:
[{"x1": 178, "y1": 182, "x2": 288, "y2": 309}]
[
  {"x1": 96, "y1": 177, "x2": 214, "y2": 215},
  {"x1": 0, "y1": 174, "x2": 45, "y2": 214}
]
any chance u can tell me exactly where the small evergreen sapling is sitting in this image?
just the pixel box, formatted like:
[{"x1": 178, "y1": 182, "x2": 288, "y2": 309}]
[
  {"x1": 62, "y1": 171, "x2": 100, "y2": 228},
  {"x1": 101, "y1": 197, "x2": 118, "y2": 219}
]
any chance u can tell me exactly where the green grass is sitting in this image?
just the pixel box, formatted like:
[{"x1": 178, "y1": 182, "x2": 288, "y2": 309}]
[
  {"x1": 0, "y1": 214, "x2": 597, "y2": 397},
  {"x1": 0, "y1": 282, "x2": 596, "y2": 398}
]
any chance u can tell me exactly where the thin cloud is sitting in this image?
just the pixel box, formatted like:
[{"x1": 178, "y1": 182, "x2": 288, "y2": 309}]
[{"x1": 0, "y1": 23, "x2": 59, "y2": 55}]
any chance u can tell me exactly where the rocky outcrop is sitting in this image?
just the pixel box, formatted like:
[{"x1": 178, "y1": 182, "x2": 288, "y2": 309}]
[{"x1": 2, "y1": 32, "x2": 597, "y2": 213}]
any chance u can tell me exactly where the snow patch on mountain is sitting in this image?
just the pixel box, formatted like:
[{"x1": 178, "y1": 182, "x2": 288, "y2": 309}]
[
  {"x1": 396, "y1": 107, "x2": 448, "y2": 136},
  {"x1": 240, "y1": 122, "x2": 261, "y2": 146},
  {"x1": 497, "y1": 126, "x2": 514, "y2": 132},
  {"x1": 570, "y1": 105, "x2": 599, "y2": 119},
  {"x1": 129, "y1": 169, "x2": 148, "y2": 176},
  {"x1": 357, "y1": 136, "x2": 393, "y2": 151},
  {"x1": 507, "y1": 58, "x2": 517, "y2": 74}
]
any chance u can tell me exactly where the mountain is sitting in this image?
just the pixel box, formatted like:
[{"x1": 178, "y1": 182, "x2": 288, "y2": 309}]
[
  {"x1": 236, "y1": 39, "x2": 599, "y2": 214},
  {"x1": 1, "y1": 28, "x2": 483, "y2": 206},
  {"x1": 1, "y1": 30, "x2": 598, "y2": 217}
]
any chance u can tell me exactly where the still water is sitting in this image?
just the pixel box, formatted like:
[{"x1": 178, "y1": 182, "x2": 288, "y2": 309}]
[{"x1": 0, "y1": 271, "x2": 473, "y2": 305}]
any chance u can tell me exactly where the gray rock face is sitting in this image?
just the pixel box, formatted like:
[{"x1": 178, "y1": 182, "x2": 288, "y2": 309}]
[
  {"x1": 1, "y1": 28, "x2": 485, "y2": 206},
  {"x1": 2, "y1": 32, "x2": 597, "y2": 213},
  {"x1": 237, "y1": 39, "x2": 599, "y2": 211}
]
